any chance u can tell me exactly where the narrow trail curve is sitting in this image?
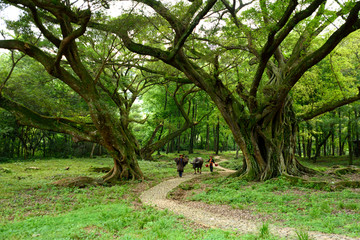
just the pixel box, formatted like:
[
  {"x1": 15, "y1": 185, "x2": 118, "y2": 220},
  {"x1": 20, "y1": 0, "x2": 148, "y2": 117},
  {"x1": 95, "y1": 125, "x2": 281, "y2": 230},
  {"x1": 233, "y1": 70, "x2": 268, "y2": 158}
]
[{"x1": 140, "y1": 157, "x2": 358, "y2": 240}]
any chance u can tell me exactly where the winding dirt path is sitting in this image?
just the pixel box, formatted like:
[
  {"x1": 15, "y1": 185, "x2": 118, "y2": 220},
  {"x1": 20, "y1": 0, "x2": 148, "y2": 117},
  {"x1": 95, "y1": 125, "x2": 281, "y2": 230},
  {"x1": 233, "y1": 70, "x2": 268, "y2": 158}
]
[{"x1": 140, "y1": 157, "x2": 358, "y2": 240}]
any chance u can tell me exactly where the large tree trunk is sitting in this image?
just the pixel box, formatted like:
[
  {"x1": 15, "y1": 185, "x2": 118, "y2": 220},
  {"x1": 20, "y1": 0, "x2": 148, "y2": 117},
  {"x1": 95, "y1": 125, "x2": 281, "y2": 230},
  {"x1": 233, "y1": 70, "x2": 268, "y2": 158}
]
[
  {"x1": 86, "y1": 98, "x2": 144, "y2": 182},
  {"x1": 223, "y1": 100, "x2": 315, "y2": 181},
  {"x1": 99, "y1": 132, "x2": 143, "y2": 182}
]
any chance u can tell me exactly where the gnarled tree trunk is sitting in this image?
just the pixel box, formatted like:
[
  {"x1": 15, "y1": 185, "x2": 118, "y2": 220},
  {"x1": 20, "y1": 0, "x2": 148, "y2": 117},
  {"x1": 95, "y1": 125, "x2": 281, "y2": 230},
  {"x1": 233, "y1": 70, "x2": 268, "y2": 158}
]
[{"x1": 222, "y1": 98, "x2": 315, "y2": 181}]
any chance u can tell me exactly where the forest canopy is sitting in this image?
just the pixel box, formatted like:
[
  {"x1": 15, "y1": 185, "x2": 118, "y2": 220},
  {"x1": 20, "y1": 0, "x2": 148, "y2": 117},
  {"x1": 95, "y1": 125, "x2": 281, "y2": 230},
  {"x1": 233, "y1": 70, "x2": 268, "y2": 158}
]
[{"x1": 0, "y1": 0, "x2": 360, "y2": 182}]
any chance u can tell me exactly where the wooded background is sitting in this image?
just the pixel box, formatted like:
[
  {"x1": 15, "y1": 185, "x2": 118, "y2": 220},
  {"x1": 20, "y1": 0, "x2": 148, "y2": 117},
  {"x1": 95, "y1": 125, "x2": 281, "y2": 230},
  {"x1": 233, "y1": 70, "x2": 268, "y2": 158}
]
[{"x1": 1, "y1": 0, "x2": 360, "y2": 181}]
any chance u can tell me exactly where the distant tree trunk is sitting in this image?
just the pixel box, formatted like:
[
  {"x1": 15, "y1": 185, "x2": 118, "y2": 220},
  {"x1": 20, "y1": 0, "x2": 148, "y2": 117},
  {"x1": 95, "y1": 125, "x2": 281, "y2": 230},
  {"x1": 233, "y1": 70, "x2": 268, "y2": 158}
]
[
  {"x1": 224, "y1": 136, "x2": 228, "y2": 151},
  {"x1": 19, "y1": 127, "x2": 30, "y2": 159},
  {"x1": 189, "y1": 126, "x2": 195, "y2": 154},
  {"x1": 302, "y1": 135, "x2": 306, "y2": 158},
  {"x1": 42, "y1": 136, "x2": 46, "y2": 158},
  {"x1": 355, "y1": 110, "x2": 359, "y2": 142},
  {"x1": 235, "y1": 144, "x2": 240, "y2": 159},
  {"x1": 339, "y1": 109, "x2": 343, "y2": 156},
  {"x1": 166, "y1": 120, "x2": 171, "y2": 154},
  {"x1": 16, "y1": 138, "x2": 20, "y2": 158},
  {"x1": 206, "y1": 120, "x2": 210, "y2": 151},
  {"x1": 297, "y1": 129, "x2": 302, "y2": 157},
  {"x1": 215, "y1": 117, "x2": 220, "y2": 155},
  {"x1": 90, "y1": 143, "x2": 96, "y2": 158},
  {"x1": 348, "y1": 112, "x2": 353, "y2": 165},
  {"x1": 306, "y1": 136, "x2": 312, "y2": 159},
  {"x1": 212, "y1": 125, "x2": 215, "y2": 152},
  {"x1": 341, "y1": 138, "x2": 347, "y2": 156},
  {"x1": 9, "y1": 137, "x2": 14, "y2": 158},
  {"x1": 189, "y1": 100, "x2": 197, "y2": 154},
  {"x1": 157, "y1": 125, "x2": 165, "y2": 155},
  {"x1": 331, "y1": 125, "x2": 335, "y2": 156},
  {"x1": 313, "y1": 132, "x2": 332, "y2": 162},
  {"x1": 177, "y1": 134, "x2": 181, "y2": 153},
  {"x1": 157, "y1": 91, "x2": 168, "y2": 155},
  {"x1": 2, "y1": 137, "x2": 9, "y2": 158},
  {"x1": 313, "y1": 128, "x2": 319, "y2": 163}
]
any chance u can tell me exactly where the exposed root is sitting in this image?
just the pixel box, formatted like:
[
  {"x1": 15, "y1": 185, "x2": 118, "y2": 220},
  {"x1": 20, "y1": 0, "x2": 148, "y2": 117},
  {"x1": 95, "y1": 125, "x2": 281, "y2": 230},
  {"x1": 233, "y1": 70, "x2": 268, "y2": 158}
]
[
  {"x1": 333, "y1": 167, "x2": 360, "y2": 176},
  {"x1": 89, "y1": 166, "x2": 111, "y2": 173},
  {"x1": 52, "y1": 176, "x2": 104, "y2": 188},
  {"x1": 283, "y1": 173, "x2": 360, "y2": 191},
  {"x1": 103, "y1": 166, "x2": 121, "y2": 183},
  {"x1": 102, "y1": 167, "x2": 114, "y2": 180}
]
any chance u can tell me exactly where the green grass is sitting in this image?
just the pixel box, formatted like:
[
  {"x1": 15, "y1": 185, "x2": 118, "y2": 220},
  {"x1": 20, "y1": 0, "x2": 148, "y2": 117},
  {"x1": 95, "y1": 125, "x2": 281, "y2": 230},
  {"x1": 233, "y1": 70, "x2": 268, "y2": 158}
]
[
  {"x1": 1, "y1": 202, "x2": 246, "y2": 240},
  {"x1": 188, "y1": 175, "x2": 360, "y2": 238},
  {"x1": 0, "y1": 157, "x2": 180, "y2": 223},
  {"x1": 1, "y1": 153, "x2": 359, "y2": 239},
  {"x1": 0, "y1": 155, "x2": 251, "y2": 239},
  {"x1": 299, "y1": 155, "x2": 360, "y2": 170}
]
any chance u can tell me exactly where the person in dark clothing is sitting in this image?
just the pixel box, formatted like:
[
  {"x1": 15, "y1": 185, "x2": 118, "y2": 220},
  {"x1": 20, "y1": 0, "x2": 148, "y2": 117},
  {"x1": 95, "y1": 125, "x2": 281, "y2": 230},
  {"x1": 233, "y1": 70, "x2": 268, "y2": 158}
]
[
  {"x1": 207, "y1": 156, "x2": 216, "y2": 172},
  {"x1": 174, "y1": 154, "x2": 188, "y2": 177}
]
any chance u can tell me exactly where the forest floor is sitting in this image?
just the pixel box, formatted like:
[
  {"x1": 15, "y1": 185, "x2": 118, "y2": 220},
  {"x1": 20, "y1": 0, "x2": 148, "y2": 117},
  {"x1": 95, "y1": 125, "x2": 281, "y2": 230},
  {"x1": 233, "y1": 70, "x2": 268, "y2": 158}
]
[{"x1": 140, "y1": 156, "x2": 359, "y2": 240}]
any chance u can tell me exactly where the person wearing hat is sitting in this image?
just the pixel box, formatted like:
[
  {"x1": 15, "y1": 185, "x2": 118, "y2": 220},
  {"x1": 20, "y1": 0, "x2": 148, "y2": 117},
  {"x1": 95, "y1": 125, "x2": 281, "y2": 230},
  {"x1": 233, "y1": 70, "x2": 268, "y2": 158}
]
[
  {"x1": 207, "y1": 155, "x2": 216, "y2": 172},
  {"x1": 174, "y1": 154, "x2": 188, "y2": 177}
]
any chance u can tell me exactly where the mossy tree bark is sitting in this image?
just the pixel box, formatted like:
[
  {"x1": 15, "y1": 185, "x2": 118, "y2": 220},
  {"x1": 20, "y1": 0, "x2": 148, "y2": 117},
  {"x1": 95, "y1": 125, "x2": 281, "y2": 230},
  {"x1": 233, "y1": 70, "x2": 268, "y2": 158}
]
[
  {"x1": 110, "y1": 0, "x2": 360, "y2": 180},
  {"x1": 3, "y1": 0, "x2": 360, "y2": 182},
  {"x1": 0, "y1": 1, "x2": 145, "y2": 182}
]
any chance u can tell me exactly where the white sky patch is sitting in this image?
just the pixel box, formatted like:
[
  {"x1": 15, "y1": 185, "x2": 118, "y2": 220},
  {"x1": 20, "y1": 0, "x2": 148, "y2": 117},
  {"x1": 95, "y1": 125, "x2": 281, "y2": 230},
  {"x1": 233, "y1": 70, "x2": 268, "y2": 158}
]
[{"x1": 0, "y1": 5, "x2": 21, "y2": 38}]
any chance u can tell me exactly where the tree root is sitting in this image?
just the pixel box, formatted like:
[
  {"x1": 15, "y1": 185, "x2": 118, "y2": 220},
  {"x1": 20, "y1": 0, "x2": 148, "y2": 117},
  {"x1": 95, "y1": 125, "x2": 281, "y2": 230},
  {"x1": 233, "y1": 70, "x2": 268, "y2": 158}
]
[
  {"x1": 52, "y1": 176, "x2": 104, "y2": 188},
  {"x1": 283, "y1": 173, "x2": 360, "y2": 191},
  {"x1": 89, "y1": 166, "x2": 111, "y2": 173},
  {"x1": 333, "y1": 166, "x2": 360, "y2": 176}
]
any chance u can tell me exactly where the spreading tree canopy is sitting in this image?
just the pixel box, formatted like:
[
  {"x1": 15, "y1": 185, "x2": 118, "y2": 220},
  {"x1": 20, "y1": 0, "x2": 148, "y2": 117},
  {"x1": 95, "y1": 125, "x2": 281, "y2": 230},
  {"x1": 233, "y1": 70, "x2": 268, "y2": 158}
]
[
  {"x1": 0, "y1": 0, "x2": 204, "y2": 182},
  {"x1": 1, "y1": 0, "x2": 360, "y2": 181}
]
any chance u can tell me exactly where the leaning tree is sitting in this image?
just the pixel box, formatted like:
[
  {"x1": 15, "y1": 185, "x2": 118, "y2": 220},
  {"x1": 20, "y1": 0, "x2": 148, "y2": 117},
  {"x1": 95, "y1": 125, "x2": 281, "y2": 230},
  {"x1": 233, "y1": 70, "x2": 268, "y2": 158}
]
[
  {"x1": 0, "y1": 0, "x2": 209, "y2": 181},
  {"x1": 0, "y1": 1, "x2": 145, "y2": 181},
  {"x1": 2, "y1": 0, "x2": 360, "y2": 181},
  {"x1": 0, "y1": 0, "x2": 197, "y2": 182},
  {"x1": 84, "y1": 0, "x2": 360, "y2": 180}
]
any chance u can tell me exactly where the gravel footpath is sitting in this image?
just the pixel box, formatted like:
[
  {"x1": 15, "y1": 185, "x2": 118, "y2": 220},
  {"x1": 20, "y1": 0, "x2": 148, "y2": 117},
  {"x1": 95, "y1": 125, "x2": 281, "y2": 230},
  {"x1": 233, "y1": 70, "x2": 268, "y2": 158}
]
[{"x1": 140, "y1": 159, "x2": 359, "y2": 240}]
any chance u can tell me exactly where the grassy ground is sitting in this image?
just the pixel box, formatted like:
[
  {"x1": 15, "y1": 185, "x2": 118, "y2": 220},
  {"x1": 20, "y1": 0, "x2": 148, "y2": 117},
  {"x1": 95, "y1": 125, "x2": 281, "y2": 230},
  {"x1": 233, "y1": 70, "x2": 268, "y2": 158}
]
[
  {"x1": 1, "y1": 153, "x2": 359, "y2": 239},
  {"x1": 1, "y1": 155, "x2": 283, "y2": 240},
  {"x1": 184, "y1": 153, "x2": 360, "y2": 238}
]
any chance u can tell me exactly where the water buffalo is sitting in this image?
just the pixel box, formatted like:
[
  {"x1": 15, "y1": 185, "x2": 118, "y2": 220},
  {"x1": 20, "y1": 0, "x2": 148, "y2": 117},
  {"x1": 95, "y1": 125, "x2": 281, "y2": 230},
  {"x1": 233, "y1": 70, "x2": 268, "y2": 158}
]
[{"x1": 191, "y1": 157, "x2": 204, "y2": 174}]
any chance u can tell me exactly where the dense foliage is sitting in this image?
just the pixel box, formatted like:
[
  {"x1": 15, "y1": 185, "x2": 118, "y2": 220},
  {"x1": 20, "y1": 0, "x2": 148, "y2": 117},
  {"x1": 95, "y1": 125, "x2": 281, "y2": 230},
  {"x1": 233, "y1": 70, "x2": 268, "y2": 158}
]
[{"x1": 0, "y1": 0, "x2": 360, "y2": 181}]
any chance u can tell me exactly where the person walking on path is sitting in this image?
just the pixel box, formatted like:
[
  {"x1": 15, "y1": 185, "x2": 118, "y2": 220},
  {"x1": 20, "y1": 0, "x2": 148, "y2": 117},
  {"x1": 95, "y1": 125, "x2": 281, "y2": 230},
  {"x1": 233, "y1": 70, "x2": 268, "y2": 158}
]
[
  {"x1": 207, "y1": 156, "x2": 216, "y2": 172},
  {"x1": 175, "y1": 154, "x2": 188, "y2": 177}
]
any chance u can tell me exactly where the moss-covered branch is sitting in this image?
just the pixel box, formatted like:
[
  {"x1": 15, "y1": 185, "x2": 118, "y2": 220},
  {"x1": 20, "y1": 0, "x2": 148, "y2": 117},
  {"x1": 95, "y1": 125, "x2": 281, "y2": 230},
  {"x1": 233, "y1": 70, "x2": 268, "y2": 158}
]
[
  {"x1": 0, "y1": 94, "x2": 100, "y2": 143},
  {"x1": 168, "y1": 0, "x2": 218, "y2": 60},
  {"x1": 298, "y1": 90, "x2": 360, "y2": 121},
  {"x1": 250, "y1": 0, "x2": 322, "y2": 108},
  {"x1": 278, "y1": 2, "x2": 360, "y2": 106},
  {"x1": 0, "y1": 40, "x2": 85, "y2": 96}
]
